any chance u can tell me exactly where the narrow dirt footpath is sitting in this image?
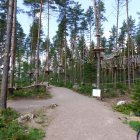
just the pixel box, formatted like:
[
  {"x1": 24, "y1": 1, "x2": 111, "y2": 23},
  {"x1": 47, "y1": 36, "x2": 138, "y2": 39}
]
[{"x1": 8, "y1": 86, "x2": 136, "y2": 140}]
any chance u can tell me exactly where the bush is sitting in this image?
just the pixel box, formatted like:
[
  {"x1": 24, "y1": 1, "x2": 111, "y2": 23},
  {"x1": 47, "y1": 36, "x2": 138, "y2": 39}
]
[
  {"x1": 50, "y1": 80, "x2": 64, "y2": 87},
  {"x1": 116, "y1": 83, "x2": 127, "y2": 90},
  {"x1": 113, "y1": 104, "x2": 132, "y2": 115},
  {"x1": 131, "y1": 81, "x2": 140, "y2": 116},
  {"x1": 77, "y1": 84, "x2": 92, "y2": 96},
  {"x1": 66, "y1": 83, "x2": 73, "y2": 89},
  {"x1": 102, "y1": 88, "x2": 117, "y2": 98},
  {"x1": 10, "y1": 86, "x2": 51, "y2": 99},
  {"x1": 128, "y1": 121, "x2": 140, "y2": 131}
]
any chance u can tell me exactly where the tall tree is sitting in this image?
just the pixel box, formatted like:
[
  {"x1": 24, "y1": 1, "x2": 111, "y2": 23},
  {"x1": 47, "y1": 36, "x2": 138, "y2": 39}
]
[
  {"x1": 68, "y1": 2, "x2": 84, "y2": 84},
  {"x1": 126, "y1": 0, "x2": 131, "y2": 89},
  {"x1": 108, "y1": 25, "x2": 117, "y2": 54},
  {"x1": 55, "y1": 0, "x2": 75, "y2": 85},
  {"x1": 93, "y1": 0, "x2": 101, "y2": 89},
  {"x1": 85, "y1": 6, "x2": 94, "y2": 47},
  {"x1": 0, "y1": 0, "x2": 14, "y2": 109},
  {"x1": 9, "y1": 0, "x2": 17, "y2": 91},
  {"x1": 36, "y1": 0, "x2": 43, "y2": 84},
  {"x1": 24, "y1": 0, "x2": 40, "y2": 76}
]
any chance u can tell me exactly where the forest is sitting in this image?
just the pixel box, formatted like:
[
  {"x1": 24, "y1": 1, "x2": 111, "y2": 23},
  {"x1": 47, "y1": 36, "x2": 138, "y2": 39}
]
[{"x1": 0, "y1": 0, "x2": 140, "y2": 114}]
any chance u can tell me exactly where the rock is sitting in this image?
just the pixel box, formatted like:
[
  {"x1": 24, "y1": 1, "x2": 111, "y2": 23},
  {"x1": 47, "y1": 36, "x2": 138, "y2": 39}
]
[
  {"x1": 34, "y1": 117, "x2": 45, "y2": 124},
  {"x1": 73, "y1": 84, "x2": 80, "y2": 90},
  {"x1": 117, "y1": 100, "x2": 126, "y2": 106},
  {"x1": 92, "y1": 83, "x2": 97, "y2": 88},
  {"x1": 17, "y1": 113, "x2": 35, "y2": 124},
  {"x1": 48, "y1": 104, "x2": 58, "y2": 109}
]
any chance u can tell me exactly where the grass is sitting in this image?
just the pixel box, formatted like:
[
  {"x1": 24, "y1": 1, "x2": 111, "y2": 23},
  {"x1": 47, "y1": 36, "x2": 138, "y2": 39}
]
[
  {"x1": 125, "y1": 121, "x2": 140, "y2": 131},
  {"x1": 0, "y1": 108, "x2": 45, "y2": 140},
  {"x1": 10, "y1": 86, "x2": 51, "y2": 99},
  {"x1": 113, "y1": 104, "x2": 132, "y2": 115},
  {"x1": 129, "y1": 121, "x2": 140, "y2": 131}
]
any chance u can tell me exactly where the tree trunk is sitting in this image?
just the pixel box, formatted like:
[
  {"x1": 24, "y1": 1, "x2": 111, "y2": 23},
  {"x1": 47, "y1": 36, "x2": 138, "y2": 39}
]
[
  {"x1": 46, "y1": 0, "x2": 50, "y2": 85},
  {"x1": 82, "y1": 44, "x2": 85, "y2": 84},
  {"x1": 126, "y1": 0, "x2": 131, "y2": 89},
  {"x1": 10, "y1": 0, "x2": 17, "y2": 91},
  {"x1": 64, "y1": 2, "x2": 67, "y2": 86},
  {"x1": 93, "y1": 0, "x2": 101, "y2": 89},
  {"x1": 114, "y1": 0, "x2": 120, "y2": 88},
  {"x1": 18, "y1": 39, "x2": 22, "y2": 86},
  {"x1": 0, "y1": 0, "x2": 14, "y2": 109},
  {"x1": 64, "y1": 39, "x2": 67, "y2": 86},
  {"x1": 36, "y1": 0, "x2": 43, "y2": 84}
]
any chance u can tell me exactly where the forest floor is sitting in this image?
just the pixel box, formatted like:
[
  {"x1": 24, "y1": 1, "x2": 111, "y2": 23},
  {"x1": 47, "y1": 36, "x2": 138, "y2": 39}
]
[{"x1": 8, "y1": 86, "x2": 136, "y2": 140}]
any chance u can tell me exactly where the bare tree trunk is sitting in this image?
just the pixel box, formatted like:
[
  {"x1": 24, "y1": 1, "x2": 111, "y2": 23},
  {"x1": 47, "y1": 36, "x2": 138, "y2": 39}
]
[
  {"x1": 80, "y1": 55, "x2": 82, "y2": 84},
  {"x1": 64, "y1": 39, "x2": 67, "y2": 86},
  {"x1": 131, "y1": 40, "x2": 135, "y2": 84},
  {"x1": 93, "y1": 0, "x2": 101, "y2": 89},
  {"x1": 122, "y1": 48, "x2": 126, "y2": 84},
  {"x1": 30, "y1": 7, "x2": 36, "y2": 74},
  {"x1": 0, "y1": 0, "x2": 14, "y2": 109},
  {"x1": 90, "y1": 23, "x2": 92, "y2": 48},
  {"x1": 74, "y1": 40, "x2": 77, "y2": 84},
  {"x1": 46, "y1": 0, "x2": 50, "y2": 85},
  {"x1": 126, "y1": 0, "x2": 131, "y2": 89},
  {"x1": 36, "y1": 0, "x2": 43, "y2": 84},
  {"x1": 82, "y1": 44, "x2": 85, "y2": 84},
  {"x1": 71, "y1": 43, "x2": 74, "y2": 84},
  {"x1": 18, "y1": 39, "x2": 22, "y2": 86},
  {"x1": 64, "y1": 1, "x2": 67, "y2": 86},
  {"x1": 114, "y1": 0, "x2": 120, "y2": 88},
  {"x1": 10, "y1": 0, "x2": 17, "y2": 91}
]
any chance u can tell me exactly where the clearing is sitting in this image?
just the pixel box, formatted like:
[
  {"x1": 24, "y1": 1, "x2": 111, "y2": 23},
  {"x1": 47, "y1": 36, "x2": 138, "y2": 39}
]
[{"x1": 8, "y1": 86, "x2": 135, "y2": 140}]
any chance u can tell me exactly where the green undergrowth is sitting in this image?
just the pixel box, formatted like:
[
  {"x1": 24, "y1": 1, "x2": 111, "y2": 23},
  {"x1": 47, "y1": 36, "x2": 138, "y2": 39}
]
[
  {"x1": 102, "y1": 83, "x2": 128, "y2": 98},
  {"x1": 0, "y1": 108, "x2": 45, "y2": 140},
  {"x1": 124, "y1": 120, "x2": 140, "y2": 131},
  {"x1": 50, "y1": 80, "x2": 73, "y2": 89},
  {"x1": 113, "y1": 104, "x2": 132, "y2": 115},
  {"x1": 50, "y1": 81, "x2": 64, "y2": 87},
  {"x1": 76, "y1": 84, "x2": 92, "y2": 96},
  {"x1": 102, "y1": 88, "x2": 117, "y2": 98},
  {"x1": 129, "y1": 121, "x2": 140, "y2": 131},
  {"x1": 131, "y1": 80, "x2": 140, "y2": 116},
  {"x1": 10, "y1": 86, "x2": 51, "y2": 99}
]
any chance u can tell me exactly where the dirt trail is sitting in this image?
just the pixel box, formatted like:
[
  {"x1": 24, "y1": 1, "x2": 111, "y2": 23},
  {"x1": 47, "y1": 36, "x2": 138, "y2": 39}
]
[{"x1": 8, "y1": 86, "x2": 136, "y2": 140}]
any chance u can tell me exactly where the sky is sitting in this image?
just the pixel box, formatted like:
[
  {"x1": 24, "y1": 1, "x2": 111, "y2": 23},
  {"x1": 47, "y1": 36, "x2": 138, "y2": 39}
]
[{"x1": 17, "y1": 0, "x2": 140, "y2": 42}]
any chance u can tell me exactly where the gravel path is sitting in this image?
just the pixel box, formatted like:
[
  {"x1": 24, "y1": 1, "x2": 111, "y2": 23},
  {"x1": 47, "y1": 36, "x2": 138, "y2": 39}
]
[{"x1": 8, "y1": 86, "x2": 136, "y2": 140}]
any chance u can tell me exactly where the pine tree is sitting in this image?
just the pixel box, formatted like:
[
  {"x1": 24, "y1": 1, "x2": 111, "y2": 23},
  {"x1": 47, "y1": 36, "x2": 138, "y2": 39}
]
[{"x1": 0, "y1": 0, "x2": 14, "y2": 109}]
